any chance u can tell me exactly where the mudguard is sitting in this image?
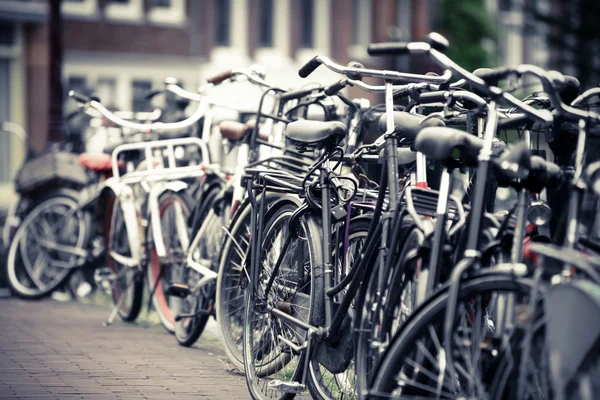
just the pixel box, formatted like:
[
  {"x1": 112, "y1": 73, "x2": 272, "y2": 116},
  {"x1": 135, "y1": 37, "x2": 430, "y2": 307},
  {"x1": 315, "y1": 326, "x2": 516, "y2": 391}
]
[
  {"x1": 149, "y1": 180, "x2": 189, "y2": 259},
  {"x1": 98, "y1": 178, "x2": 142, "y2": 267}
]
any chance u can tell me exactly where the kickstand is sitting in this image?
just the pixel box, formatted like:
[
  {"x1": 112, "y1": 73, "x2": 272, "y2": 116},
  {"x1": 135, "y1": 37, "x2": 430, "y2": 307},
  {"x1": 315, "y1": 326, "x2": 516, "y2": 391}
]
[
  {"x1": 103, "y1": 292, "x2": 126, "y2": 327},
  {"x1": 102, "y1": 273, "x2": 134, "y2": 327}
]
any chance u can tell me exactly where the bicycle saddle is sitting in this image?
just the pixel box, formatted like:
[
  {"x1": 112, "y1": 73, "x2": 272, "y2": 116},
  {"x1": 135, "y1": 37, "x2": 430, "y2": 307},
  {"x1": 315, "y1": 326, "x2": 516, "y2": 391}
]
[
  {"x1": 414, "y1": 126, "x2": 483, "y2": 167},
  {"x1": 285, "y1": 120, "x2": 346, "y2": 147},
  {"x1": 220, "y1": 120, "x2": 269, "y2": 142},
  {"x1": 377, "y1": 111, "x2": 445, "y2": 140},
  {"x1": 78, "y1": 153, "x2": 114, "y2": 172}
]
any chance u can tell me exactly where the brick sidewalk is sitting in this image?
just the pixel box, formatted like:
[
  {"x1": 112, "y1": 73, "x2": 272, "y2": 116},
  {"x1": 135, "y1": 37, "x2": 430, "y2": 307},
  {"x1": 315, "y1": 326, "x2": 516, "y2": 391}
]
[{"x1": 0, "y1": 298, "x2": 249, "y2": 399}]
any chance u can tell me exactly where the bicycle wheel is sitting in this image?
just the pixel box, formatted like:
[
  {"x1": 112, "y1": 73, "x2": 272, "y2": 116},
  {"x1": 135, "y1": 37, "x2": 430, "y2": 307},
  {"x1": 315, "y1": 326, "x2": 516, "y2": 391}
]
[
  {"x1": 147, "y1": 190, "x2": 194, "y2": 334},
  {"x1": 370, "y1": 273, "x2": 536, "y2": 399},
  {"x1": 355, "y1": 223, "x2": 422, "y2": 398},
  {"x1": 307, "y1": 217, "x2": 370, "y2": 400},
  {"x1": 174, "y1": 187, "x2": 225, "y2": 347},
  {"x1": 6, "y1": 189, "x2": 90, "y2": 299},
  {"x1": 106, "y1": 194, "x2": 143, "y2": 322},
  {"x1": 216, "y1": 199, "x2": 252, "y2": 367},
  {"x1": 243, "y1": 202, "x2": 322, "y2": 400}
]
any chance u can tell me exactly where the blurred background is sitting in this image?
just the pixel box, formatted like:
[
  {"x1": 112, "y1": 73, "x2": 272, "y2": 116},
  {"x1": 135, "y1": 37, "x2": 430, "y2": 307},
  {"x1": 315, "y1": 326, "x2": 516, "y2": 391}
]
[{"x1": 0, "y1": 0, "x2": 599, "y2": 208}]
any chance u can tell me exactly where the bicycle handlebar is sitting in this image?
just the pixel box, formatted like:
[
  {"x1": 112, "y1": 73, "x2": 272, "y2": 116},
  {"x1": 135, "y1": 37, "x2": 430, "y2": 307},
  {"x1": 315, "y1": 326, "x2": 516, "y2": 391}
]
[
  {"x1": 69, "y1": 90, "x2": 208, "y2": 132},
  {"x1": 207, "y1": 69, "x2": 234, "y2": 84},
  {"x1": 297, "y1": 55, "x2": 452, "y2": 84}
]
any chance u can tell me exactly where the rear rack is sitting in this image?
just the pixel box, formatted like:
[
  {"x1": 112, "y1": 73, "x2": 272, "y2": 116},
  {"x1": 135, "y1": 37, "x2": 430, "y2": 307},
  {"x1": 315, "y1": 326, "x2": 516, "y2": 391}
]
[
  {"x1": 404, "y1": 186, "x2": 465, "y2": 236},
  {"x1": 111, "y1": 137, "x2": 212, "y2": 184}
]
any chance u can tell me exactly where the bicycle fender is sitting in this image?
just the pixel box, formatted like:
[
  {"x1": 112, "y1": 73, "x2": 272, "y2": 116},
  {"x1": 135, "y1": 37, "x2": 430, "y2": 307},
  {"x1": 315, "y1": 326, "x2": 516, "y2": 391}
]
[{"x1": 149, "y1": 181, "x2": 189, "y2": 258}]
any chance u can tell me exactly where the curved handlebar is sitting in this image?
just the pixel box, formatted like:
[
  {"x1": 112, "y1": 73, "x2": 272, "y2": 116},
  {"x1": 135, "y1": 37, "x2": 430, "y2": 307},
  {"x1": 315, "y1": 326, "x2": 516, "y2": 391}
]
[
  {"x1": 70, "y1": 89, "x2": 209, "y2": 132},
  {"x1": 297, "y1": 55, "x2": 452, "y2": 84}
]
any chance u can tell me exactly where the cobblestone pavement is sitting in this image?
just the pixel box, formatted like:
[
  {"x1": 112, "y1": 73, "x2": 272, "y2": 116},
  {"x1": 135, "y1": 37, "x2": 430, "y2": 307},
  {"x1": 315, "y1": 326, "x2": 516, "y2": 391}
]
[{"x1": 0, "y1": 298, "x2": 250, "y2": 399}]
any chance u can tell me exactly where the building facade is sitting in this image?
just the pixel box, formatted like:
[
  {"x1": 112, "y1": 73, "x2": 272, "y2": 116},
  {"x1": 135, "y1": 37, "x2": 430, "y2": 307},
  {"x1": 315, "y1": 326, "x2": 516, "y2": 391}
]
[{"x1": 0, "y1": 0, "x2": 434, "y2": 204}]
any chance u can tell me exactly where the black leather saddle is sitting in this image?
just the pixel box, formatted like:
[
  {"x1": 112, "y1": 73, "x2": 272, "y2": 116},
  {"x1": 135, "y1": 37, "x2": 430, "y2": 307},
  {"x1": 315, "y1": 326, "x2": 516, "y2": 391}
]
[
  {"x1": 285, "y1": 120, "x2": 346, "y2": 148},
  {"x1": 415, "y1": 126, "x2": 484, "y2": 167},
  {"x1": 378, "y1": 111, "x2": 445, "y2": 140}
]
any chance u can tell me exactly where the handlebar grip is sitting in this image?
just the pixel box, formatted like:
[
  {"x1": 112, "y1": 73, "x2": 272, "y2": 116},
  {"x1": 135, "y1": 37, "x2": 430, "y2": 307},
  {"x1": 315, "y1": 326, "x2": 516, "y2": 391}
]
[
  {"x1": 298, "y1": 56, "x2": 322, "y2": 78},
  {"x1": 473, "y1": 66, "x2": 515, "y2": 85},
  {"x1": 418, "y1": 91, "x2": 447, "y2": 104},
  {"x1": 561, "y1": 75, "x2": 581, "y2": 104},
  {"x1": 426, "y1": 32, "x2": 449, "y2": 52},
  {"x1": 207, "y1": 69, "x2": 233, "y2": 84},
  {"x1": 367, "y1": 42, "x2": 410, "y2": 56},
  {"x1": 324, "y1": 79, "x2": 348, "y2": 96},
  {"x1": 279, "y1": 87, "x2": 318, "y2": 102},
  {"x1": 497, "y1": 113, "x2": 532, "y2": 129},
  {"x1": 145, "y1": 89, "x2": 164, "y2": 100},
  {"x1": 69, "y1": 90, "x2": 91, "y2": 104}
]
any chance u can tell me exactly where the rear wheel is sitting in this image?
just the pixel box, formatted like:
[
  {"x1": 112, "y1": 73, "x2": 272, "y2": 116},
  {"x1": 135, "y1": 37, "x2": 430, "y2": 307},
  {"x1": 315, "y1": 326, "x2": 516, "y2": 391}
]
[
  {"x1": 147, "y1": 190, "x2": 193, "y2": 334},
  {"x1": 106, "y1": 194, "x2": 143, "y2": 322},
  {"x1": 6, "y1": 190, "x2": 90, "y2": 299}
]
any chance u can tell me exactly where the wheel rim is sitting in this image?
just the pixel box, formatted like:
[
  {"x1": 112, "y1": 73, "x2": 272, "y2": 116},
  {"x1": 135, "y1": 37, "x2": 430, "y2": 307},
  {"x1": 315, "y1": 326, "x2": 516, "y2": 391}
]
[
  {"x1": 309, "y1": 227, "x2": 368, "y2": 399},
  {"x1": 373, "y1": 280, "x2": 539, "y2": 399},
  {"x1": 106, "y1": 195, "x2": 135, "y2": 316},
  {"x1": 245, "y1": 211, "x2": 312, "y2": 399},
  {"x1": 219, "y1": 213, "x2": 252, "y2": 361},
  {"x1": 150, "y1": 194, "x2": 191, "y2": 327},
  {"x1": 7, "y1": 196, "x2": 85, "y2": 296}
]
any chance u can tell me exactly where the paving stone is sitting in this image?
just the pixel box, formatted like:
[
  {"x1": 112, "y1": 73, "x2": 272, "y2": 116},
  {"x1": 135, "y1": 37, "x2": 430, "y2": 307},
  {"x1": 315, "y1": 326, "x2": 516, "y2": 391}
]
[{"x1": 0, "y1": 298, "x2": 250, "y2": 399}]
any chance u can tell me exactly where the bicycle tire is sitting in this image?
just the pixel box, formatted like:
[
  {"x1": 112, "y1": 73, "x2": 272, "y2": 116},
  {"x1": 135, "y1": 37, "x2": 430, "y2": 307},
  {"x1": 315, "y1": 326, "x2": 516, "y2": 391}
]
[
  {"x1": 174, "y1": 186, "x2": 221, "y2": 347},
  {"x1": 370, "y1": 273, "x2": 536, "y2": 399},
  {"x1": 243, "y1": 202, "x2": 322, "y2": 400},
  {"x1": 6, "y1": 188, "x2": 91, "y2": 299},
  {"x1": 307, "y1": 216, "x2": 371, "y2": 400},
  {"x1": 354, "y1": 221, "x2": 422, "y2": 399},
  {"x1": 105, "y1": 194, "x2": 144, "y2": 322},
  {"x1": 216, "y1": 194, "x2": 301, "y2": 369},
  {"x1": 147, "y1": 189, "x2": 194, "y2": 334}
]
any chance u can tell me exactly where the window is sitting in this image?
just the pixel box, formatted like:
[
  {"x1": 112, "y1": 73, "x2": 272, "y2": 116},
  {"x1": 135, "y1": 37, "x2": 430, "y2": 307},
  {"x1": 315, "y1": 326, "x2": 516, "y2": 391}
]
[
  {"x1": 67, "y1": 76, "x2": 88, "y2": 95},
  {"x1": 499, "y1": 0, "x2": 512, "y2": 11},
  {"x1": 95, "y1": 78, "x2": 116, "y2": 108},
  {"x1": 62, "y1": 0, "x2": 98, "y2": 18},
  {"x1": 352, "y1": 0, "x2": 371, "y2": 46},
  {"x1": 132, "y1": 80, "x2": 152, "y2": 112},
  {"x1": 0, "y1": 23, "x2": 15, "y2": 46},
  {"x1": 300, "y1": 0, "x2": 314, "y2": 48},
  {"x1": 104, "y1": 0, "x2": 143, "y2": 23},
  {"x1": 150, "y1": 0, "x2": 171, "y2": 6},
  {"x1": 215, "y1": 0, "x2": 231, "y2": 46},
  {"x1": 259, "y1": 0, "x2": 274, "y2": 47},
  {"x1": 147, "y1": 0, "x2": 185, "y2": 26}
]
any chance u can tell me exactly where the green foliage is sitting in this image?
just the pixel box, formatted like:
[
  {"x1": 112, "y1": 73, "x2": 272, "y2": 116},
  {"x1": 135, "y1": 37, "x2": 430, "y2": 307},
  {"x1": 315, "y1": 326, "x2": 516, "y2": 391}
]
[{"x1": 438, "y1": 0, "x2": 497, "y2": 72}]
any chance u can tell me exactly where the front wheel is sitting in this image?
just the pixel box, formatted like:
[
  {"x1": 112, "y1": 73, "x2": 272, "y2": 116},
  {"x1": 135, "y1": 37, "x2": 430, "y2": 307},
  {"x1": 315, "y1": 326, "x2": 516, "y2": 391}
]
[
  {"x1": 370, "y1": 273, "x2": 537, "y2": 399},
  {"x1": 6, "y1": 190, "x2": 90, "y2": 299},
  {"x1": 105, "y1": 194, "x2": 143, "y2": 322},
  {"x1": 243, "y1": 203, "x2": 322, "y2": 400},
  {"x1": 147, "y1": 190, "x2": 194, "y2": 334}
]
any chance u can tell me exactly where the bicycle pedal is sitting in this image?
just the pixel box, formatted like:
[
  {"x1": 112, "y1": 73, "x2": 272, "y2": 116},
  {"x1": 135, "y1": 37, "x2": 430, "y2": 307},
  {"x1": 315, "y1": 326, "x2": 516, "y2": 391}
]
[
  {"x1": 267, "y1": 380, "x2": 305, "y2": 393},
  {"x1": 167, "y1": 283, "x2": 191, "y2": 298},
  {"x1": 94, "y1": 267, "x2": 116, "y2": 293}
]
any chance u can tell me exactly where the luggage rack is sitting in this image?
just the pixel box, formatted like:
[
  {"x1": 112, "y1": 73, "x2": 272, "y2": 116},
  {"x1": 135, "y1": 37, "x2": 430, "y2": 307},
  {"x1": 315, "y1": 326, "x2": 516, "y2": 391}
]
[
  {"x1": 111, "y1": 137, "x2": 212, "y2": 184},
  {"x1": 404, "y1": 186, "x2": 466, "y2": 236}
]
